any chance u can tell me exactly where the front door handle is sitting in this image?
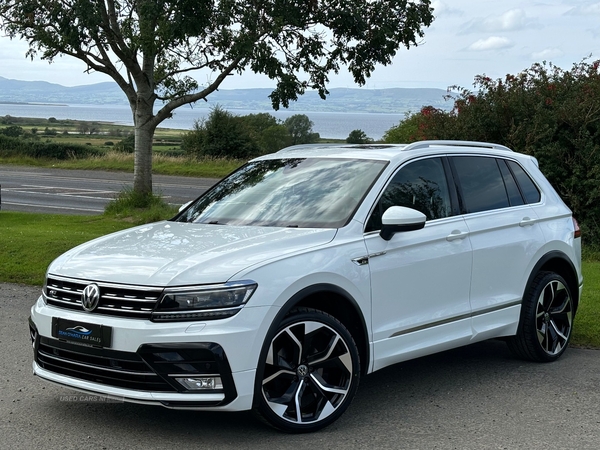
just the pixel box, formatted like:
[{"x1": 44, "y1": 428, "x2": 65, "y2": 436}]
[{"x1": 446, "y1": 230, "x2": 469, "y2": 241}]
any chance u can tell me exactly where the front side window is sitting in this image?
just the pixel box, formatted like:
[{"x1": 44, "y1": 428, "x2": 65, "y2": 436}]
[
  {"x1": 366, "y1": 157, "x2": 452, "y2": 232},
  {"x1": 174, "y1": 158, "x2": 387, "y2": 228}
]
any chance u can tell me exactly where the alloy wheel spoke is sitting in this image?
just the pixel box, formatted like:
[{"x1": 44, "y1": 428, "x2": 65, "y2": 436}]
[
  {"x1": 550, "y1": 320, "x2": 569, "y2": 342},
  {"x1": 262, "y1": 369, "x2": 296, "y2": 386},
  {"x1": 310, "y1": 372, "x2": 350, "y2": 396}
]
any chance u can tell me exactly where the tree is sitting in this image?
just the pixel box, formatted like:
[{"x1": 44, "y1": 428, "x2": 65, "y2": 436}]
[
  {"x1": 0, "y1": 0, "x2": 434, "y2": 197},
  {"x1": 346, "y1": 129, "x2": 373, "y2": 144},
  {"x1": 182, "y1": 106, "x2": 259, "y2": 158},
  {"x1": 284, "y1": 114, "x2": 319, "y2": 145}
]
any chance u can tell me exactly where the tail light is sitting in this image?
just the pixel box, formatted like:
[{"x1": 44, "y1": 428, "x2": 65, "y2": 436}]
[{"x1": 573, "y1": 217, "x2": 581, "y2": 239}]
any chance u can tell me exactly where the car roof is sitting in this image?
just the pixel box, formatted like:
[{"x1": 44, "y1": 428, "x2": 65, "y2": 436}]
[{"x1": 253, "y1": 140, "x2": 521, "y2": 164}]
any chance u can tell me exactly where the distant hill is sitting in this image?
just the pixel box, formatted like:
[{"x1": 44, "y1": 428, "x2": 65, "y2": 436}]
[{"x1": 0, "y1": 76, "x2": 452, "y2": 114}]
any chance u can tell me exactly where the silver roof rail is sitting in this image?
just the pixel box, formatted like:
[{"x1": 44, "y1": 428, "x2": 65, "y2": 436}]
[
  {"x1": 276, "y1": 143, "x2": 341, "y2": 153},
  {"x1": 402, "y1": 140, "x2": 513, "y2": 152}
]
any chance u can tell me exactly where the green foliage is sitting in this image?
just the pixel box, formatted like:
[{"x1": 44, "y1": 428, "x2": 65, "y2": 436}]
[
  {"x1": 182, "y1": 107, "x2": 296, "y2": 158},
  {"x1": 104, "y1": 188, "x2": 178, "y2": 224},
  {"x1": 114, "y1": 135, "x2": 135, "y2": 153},
  {"x1": 284, "y1": 114, "x2": 320, "y2": 145},
  {"x1": 181, "y1": 106, "x2": 259, "y2": 159},
  {"x1": 384, "y1": 59, "x2": 600, "y2": 249},
  {"x1": 346, "y1": 129, "x2": 373, "y2": 144},
  {"x1": 0, "y1": 125, "x2": 24, "y2": 137},
  {"x1": 0, "y1": 134, "x2": 103, "y2": 159}
]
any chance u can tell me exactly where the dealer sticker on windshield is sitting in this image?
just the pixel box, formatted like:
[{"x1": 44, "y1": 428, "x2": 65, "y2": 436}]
[{"x1": 52, "y1": 318, "x2": 112, "y2": 348}]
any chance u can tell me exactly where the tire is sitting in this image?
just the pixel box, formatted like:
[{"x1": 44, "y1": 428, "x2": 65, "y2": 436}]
[
  {"x1": 254, "y1": 307, "x2": 360, "y2": 433},
  {"x1": 507, "y1": 271, "x2": 574, "y2": 362}
]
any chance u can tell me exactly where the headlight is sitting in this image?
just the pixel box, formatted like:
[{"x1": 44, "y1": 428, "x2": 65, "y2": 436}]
[{"x1": 151, "y1": 280, "x2": 257, "y2": 322}]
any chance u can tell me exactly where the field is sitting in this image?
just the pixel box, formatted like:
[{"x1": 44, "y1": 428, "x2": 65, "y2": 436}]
[{"x1": 0, "y1": 116, "x2": 247, "y2": 177}]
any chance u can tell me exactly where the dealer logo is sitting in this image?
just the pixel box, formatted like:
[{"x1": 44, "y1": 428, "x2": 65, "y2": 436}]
[{"x1": 81, "y1": 284, "x2": 100, "y2": 312}]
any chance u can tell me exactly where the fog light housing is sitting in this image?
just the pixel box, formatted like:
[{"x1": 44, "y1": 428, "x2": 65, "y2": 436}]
[{"x1": 175, "y1": 376, "x2": 223, "y2": 391}]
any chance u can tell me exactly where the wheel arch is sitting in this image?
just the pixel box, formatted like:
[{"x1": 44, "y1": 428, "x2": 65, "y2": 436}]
[
  {"x1": 524, "y1": 251, "x2": 580, "y2": 310},
  {"x1": 263, "y1": 284, "x2": 370, "y2": 378}
]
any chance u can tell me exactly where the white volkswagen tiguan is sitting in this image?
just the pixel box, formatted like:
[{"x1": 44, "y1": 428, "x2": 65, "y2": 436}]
[{"x1": 29, "y1": 140, "x2": 583, "y2": 432}]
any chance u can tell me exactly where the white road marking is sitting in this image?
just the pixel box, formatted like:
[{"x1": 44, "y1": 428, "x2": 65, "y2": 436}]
[{"x1": 2, "y1": 201, "x2": 104, "y2": 212}]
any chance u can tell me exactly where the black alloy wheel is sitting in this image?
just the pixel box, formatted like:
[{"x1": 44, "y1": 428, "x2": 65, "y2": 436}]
[
  {"x1": 507, "y1": 271, "x2": 574, "y2": 362},
  {"x1": 254, "y1": 308, "x2": 360, "y2": 433}
]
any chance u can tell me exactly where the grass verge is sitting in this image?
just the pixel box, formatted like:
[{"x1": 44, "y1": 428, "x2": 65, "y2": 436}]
[
  {"x1": 572, "y1": 260, "x2": 600, "y2": 348},
  {"x1": 0, "y1": 152, "x2": 244, "y2": 179},
  {"x1": 0, "y1": 210, "x2": 598, "y2": 349},
  {"x1": 0, "y1": 213, "x2": 131, "y2": 285}
]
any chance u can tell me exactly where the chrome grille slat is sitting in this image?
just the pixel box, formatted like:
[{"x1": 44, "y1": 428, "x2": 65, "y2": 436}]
[
  {"x1": 101, "y1": 295, "x2": 157, "y2": 303},
  {"x1": 45, "y1": 276, "x2": 163, "y2": 319}
]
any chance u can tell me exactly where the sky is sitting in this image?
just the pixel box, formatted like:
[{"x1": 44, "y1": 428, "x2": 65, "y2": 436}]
[{"x1": 0, "y1": 0, "x2": 599, "y2": 91}]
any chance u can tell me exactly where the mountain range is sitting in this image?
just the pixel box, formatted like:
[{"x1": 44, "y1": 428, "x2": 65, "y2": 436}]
[{"x1": 0, "y1": 76, "x2": 453, "y2": 114}]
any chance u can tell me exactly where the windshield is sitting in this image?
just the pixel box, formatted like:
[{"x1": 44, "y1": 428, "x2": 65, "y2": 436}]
[{"x1": 174, "y1": 158, "x2": 387, "y2": 228}]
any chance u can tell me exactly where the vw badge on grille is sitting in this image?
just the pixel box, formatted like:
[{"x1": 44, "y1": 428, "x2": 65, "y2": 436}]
[{"x1": 81, "y1": 283, "x2": 100, "y2": 312}]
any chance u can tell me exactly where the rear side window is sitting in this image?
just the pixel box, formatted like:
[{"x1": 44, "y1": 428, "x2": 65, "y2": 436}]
[
  {"x1": 452, "y1": 156, "x2": 509, "y2": 213},
  {"x1": 507, "y1": 160, "x2": 541, "y2": 204}
]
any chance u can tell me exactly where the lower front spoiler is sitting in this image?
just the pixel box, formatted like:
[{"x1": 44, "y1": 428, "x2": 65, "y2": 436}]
[{"x1": 32, "y1": 361, "x2": 256, "y2": 411}]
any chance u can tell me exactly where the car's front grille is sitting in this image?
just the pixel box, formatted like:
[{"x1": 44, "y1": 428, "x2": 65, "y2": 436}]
[
  {"x1": 45, "y1": 276, "x2": 163, "y2": 319},
  {"x1": 35, "y1": 336, "x2": 175, "y2": 392}
]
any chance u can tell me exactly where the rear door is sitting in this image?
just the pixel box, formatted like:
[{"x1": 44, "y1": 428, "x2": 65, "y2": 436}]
[{"x1": 450, "y1": 155, "x2": 546, "y2": 339}]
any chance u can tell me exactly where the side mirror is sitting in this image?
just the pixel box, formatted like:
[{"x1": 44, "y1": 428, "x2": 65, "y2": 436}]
[{"x1": 380, "y1": 206, "x2": 426, "y2": 241}]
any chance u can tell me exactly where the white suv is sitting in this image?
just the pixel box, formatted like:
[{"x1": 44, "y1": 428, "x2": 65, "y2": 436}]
[{"x1": 29, "y1": 140, "x2": 583, "y2": 432}]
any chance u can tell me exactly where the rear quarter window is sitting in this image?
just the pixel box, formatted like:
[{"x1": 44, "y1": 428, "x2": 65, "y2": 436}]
[{"x1": 507, "y1": 160, "x2": 541, "y2": 204}]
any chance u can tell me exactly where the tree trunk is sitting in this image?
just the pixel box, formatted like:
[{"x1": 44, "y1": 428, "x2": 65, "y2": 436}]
[{"x1": 132, "y1": 97, "x2": 156, "y2": 197}]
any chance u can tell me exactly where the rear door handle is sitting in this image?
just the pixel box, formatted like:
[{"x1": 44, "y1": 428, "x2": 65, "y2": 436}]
[{"x1": 446, "y1": 230, "x2": 469, "y2": 241}]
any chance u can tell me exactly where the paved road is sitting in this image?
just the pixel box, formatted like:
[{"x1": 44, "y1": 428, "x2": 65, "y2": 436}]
[
  {"x1": 0, "y1": 165, "x2": 219, "y2": 215},
  {"x1": 2, "y1": 282, "x2": 599, "y2": 449}
]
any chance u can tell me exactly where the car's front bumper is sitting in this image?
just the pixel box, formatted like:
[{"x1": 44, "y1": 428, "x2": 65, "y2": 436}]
[{"x1": 29, "y1": 296, "x2": 277, "y2": 411}]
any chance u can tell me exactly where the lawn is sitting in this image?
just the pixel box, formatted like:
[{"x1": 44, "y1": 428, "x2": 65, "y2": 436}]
[{"x1": 0, "y1": 211, "x2": 598, "y2": 348}]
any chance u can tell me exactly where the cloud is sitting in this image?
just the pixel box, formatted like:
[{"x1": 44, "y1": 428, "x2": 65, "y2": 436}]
[
  {"x1": 468, "y1": 36, "x2": 514, "y2": 51},
  {"x1": 531, "y1": 48, "x2": 564, "y2": 60},
  {"x1": 565, "y1": 2, "x2": 600, "y2": 16},
  {"x1": 431, "y1": 1, "x2": 462, "y2": 17},
  {"x1": 461, "y1": 9, "x2": 537, "y2": 33}
]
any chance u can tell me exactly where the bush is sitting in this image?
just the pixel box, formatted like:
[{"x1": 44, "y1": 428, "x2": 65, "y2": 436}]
[
  {"x1": 1, "y1": 125, "x2": 24, "y2": 137},
  {"x1": 0, "y1": 134, "x2": 103, "y2": 159},
  {"x1": 114, "y1": 135, "x2": 135, "y2": 153}
]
